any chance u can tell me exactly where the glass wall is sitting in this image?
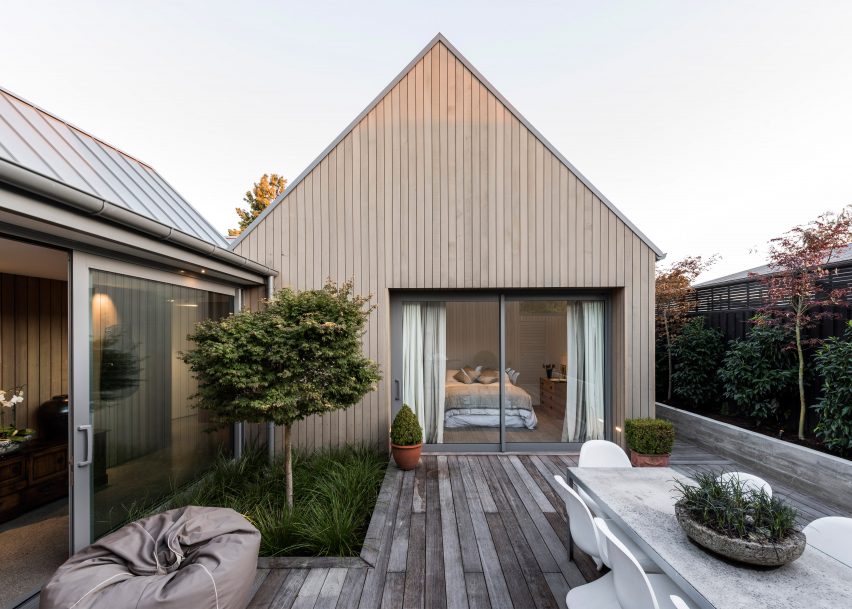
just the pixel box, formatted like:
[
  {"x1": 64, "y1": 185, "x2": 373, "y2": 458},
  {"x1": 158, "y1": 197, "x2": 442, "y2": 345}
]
[
  {"x1": 505, "y1": 299, "x2": 605, "y2": 445},
  {"x1": 397, "y1": 294, "x2": 606, "y2": 449},
  {"x1": 89, "y1": 270, "x2": 232, "y2": 537}
]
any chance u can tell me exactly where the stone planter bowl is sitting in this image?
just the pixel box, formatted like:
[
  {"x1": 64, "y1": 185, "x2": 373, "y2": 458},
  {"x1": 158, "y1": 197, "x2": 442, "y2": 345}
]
[{"x1": 675, "y1": 502, "x2": 806, "y2": 567}]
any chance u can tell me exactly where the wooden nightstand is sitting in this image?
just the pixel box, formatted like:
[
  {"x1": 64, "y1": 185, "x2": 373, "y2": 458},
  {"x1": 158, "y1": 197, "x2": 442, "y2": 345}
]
[{"x1": 540, "y1": 377, "x2": 567, "y2": 410}]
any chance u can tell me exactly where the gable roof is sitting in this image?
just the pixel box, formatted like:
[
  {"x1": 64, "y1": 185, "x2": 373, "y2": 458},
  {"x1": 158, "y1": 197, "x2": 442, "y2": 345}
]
[
  {"x1": 0, "y1": 86, "x2": 226, "y2": 247},
  {"x1": 229, "y1": 33, "x2": 665, "y2": 260}
]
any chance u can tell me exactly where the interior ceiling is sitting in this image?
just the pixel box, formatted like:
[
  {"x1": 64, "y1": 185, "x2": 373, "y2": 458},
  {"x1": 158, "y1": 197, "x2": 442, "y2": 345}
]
[{"x1": 0, "y1": 237, "x2": 67, "y2": 281}]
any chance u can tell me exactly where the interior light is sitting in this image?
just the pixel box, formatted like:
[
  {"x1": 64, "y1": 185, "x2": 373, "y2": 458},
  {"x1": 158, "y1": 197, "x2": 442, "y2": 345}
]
[{"x1": 200, "y1": 269, "x2": 206, "y2": 274}]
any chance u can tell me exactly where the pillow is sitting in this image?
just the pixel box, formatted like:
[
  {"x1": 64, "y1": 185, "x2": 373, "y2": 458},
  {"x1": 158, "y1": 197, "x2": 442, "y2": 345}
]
[
  {"x1": 453, "y1": 366, "x2": 479, "y2": 384},
  {"x1": 507, "y1": 369, "x2": 520, "y2": 385},
  {"x1": 478, "y1": 369, "x2": 499, "y2": 384}
]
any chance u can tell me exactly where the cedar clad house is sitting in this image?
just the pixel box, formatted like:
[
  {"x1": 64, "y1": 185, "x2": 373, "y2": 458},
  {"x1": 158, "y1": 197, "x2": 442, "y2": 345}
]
[{"x1": 232, "y1": 34, "x2": 664, "y2": 453}]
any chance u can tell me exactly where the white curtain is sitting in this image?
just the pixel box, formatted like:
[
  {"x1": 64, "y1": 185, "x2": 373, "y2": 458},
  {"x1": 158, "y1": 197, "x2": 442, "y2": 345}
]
[
  {"x1": 562, "y1": 301, "x2": 605, "y2": 442},
  {"x1": 402, "y1": 302, "x2": 446, "y2": 444}
]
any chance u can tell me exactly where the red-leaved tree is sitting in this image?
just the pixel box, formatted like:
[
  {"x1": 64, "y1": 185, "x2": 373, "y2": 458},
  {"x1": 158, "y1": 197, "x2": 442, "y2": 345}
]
[
  {"x1": 655, "y1": 256, "x2": 717, "y2": 402},
  {"x1": 754, "y1": 207, "x2": 852, "y2": 440}
]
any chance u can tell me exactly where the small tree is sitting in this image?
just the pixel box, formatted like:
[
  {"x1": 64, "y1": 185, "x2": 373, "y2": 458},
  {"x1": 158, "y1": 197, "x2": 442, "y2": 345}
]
[
  {"x1": 228, "y1": 173, "x2": 287, "y2": 236},
  {"x1": 813, "y1": 321, "x2": 852, "y2": 454},
  {"x1": 754, "y1": 208, "x2": 852, "y2": 439},
  {"x1": 655, "y1": 256, "x2": 717, "y2": 402},
  {"x1": 670, "y1": 318, "x2": 725, "y2": 408},
  {"x1": 181, "y1": 280, "x2": 381, "y2": 507}
]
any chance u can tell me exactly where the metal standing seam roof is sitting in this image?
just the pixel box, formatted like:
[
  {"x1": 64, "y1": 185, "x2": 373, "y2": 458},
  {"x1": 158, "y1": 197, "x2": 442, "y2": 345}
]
[
  {"x1": 228, "y1": 33, "x2": 666, "y2": 260},
  {"x1": 0, "y1": 86, "x2": 227, "y2": 247}
]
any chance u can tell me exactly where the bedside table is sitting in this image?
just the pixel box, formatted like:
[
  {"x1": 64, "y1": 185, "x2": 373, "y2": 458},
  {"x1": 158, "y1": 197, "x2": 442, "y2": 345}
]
[{"x1": 540, "y1": 377, "x2": 567, "y2": 410}]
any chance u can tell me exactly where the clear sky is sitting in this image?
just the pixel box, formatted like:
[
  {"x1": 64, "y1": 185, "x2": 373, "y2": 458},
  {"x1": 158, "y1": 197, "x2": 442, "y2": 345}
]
[{"x1": 2, "y1": 1, "x2": 851, "y2": 281}]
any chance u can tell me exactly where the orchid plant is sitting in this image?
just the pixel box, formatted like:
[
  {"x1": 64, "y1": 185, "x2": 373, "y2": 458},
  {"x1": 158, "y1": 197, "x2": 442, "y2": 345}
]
[{"x1": 0, "y1": 386, "x2": 31, "y2": 440}]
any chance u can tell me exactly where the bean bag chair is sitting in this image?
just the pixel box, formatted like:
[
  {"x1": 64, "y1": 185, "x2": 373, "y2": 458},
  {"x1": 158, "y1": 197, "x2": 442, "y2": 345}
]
[{"x1": 41, "y1": 506, "x2": 261, "y2": 609}]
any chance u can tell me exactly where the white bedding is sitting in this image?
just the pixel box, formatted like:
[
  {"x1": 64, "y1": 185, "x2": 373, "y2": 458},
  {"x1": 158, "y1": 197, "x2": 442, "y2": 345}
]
[{"x1": 443, "y1": 377, "x2": 537, "y2": 430}]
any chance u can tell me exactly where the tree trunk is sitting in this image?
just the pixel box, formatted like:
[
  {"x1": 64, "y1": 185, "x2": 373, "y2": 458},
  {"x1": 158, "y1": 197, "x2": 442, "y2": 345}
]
[
  {"x1": 284, "y1": 424, "x2": 293, "y2": 509},
  {"x1": 795, "y1": 321, "x2": 806, "y2": 440},
  {"x1": 664, "y1": 313, "x2": 673, "y2": 402}
]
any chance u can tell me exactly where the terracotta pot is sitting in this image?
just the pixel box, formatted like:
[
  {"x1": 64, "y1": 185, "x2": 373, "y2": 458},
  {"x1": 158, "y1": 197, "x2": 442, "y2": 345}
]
[
  {"x1": 391, "y1": 443, "x2": 423, "y2": 470},
  {"x1": 630, "y1": 451, "x2": 670, "y2": 467}
]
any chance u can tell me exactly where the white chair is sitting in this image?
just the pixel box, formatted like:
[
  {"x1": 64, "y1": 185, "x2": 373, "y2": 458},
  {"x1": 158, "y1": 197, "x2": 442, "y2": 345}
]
[
  {"x1": 578, "y1": 440, "x2": 632, "y2": 515},
  {"x1": 803, "y1": 517, "x2": 852, "y2": 565},
  {"x1": 595, "y1": 517, "x2": 662, "y2": 574},
  {"x1": 670, "y1": 596, "x2": 694, "y2": 609},
  {"x1": 566, "y1": 517, "x2": 691, "y2": 609},
  {"x1": 554, "y1": 475, "x2": 605, "y2": 570},
  {"x1": 718, "y1": 472, "x2": 772, "y2": 498},
  {"x1": 554, "y1": 476, "x2": 660, "y2": 574}
]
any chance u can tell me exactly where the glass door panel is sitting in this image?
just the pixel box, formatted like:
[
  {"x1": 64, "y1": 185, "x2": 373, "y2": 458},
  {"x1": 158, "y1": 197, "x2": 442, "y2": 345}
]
[
  {"x1": 505, "y1": 299, "x2": 606, "y2": 444},
  {"x1": 401, "y1": 299, "x2": 499, "y2": 445}
]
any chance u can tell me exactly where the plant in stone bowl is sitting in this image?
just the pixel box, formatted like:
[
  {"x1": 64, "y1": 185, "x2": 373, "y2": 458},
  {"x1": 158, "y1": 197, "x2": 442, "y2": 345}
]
[
  {"x1": 625, "y1": 418, "x2": 675, "y2": 467},
  {"x1": 673, "y1": 472, "x2": 804, "y2": 567}
]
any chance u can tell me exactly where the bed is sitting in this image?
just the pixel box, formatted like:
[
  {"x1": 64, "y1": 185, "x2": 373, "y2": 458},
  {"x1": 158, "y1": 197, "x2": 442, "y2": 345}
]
[{"x1": 443, "y1": 371, "x2": 537, "y2": 430}]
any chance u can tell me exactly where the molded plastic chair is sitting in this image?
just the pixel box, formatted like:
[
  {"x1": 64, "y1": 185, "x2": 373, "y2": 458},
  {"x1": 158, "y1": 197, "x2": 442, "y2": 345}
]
[
  {"x1": 595, "y1": 516, "x2": 662, "y2": 574},
  {"x1": 554, "y1": 476, "x2": 661, "y2": 574},
  {"x1": 670, "y1": 595, "x2": 694, "y2": 609},
  {"x1": 554, "y1": 475, "x2": 605, "y2": 570},
  {"x1": 566, "y1": 517, "x2": 689, "y2": 609},
  {"x1": 803, "y1": 517, "x2": 852, "y2": 565},
  {"x1": 718, "y1": 472, "x2": 772, "y2": 498},
  {"x1": 577, "y1": 440, "x2": 632, "y2": 515}
]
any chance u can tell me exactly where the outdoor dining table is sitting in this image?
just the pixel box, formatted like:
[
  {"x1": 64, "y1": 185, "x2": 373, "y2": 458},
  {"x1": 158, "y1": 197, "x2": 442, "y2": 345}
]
[{"x1": 567, "y1": 467, "x2": 852, "y2": 609}]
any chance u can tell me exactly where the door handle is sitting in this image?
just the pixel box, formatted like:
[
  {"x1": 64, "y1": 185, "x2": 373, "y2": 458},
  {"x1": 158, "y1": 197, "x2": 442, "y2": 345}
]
[
  {"x1": 77, "y1": 424, "x2": 93, "y2": 467},
  {"x1": 394, "y1": 379, "x2": 400, "y2": 401}
]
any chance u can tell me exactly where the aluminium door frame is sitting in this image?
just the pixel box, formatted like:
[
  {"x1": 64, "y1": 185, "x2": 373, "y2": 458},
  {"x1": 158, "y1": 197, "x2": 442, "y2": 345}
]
[
  {"x1": 390, "y1": 289, "x2": 612, "y2": 453},
  {"x1": 69, "y1": 251, "x2": 238, "y2": 551}
]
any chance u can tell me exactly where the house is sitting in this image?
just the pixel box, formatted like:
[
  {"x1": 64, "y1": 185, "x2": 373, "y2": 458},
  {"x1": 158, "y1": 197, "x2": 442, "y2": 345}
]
[
  {"x1": 0, "y1": 85, "x2": 275, "y2": 603},
  {"x1": 694, "y1": 244, "x2": 852, "y2": 341},
  {"x1": 232, "y1": 34, "x2": 664, "y2": 453}
]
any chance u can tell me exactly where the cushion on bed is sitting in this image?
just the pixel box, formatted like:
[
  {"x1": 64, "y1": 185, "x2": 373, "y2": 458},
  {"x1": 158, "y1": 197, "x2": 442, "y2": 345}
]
[
  {"x1": 453, "y1": 366, "x2": 479, "y2": 384},
  {"x1": 478, "y1": 370, "x2": 499, "y2": 384}
]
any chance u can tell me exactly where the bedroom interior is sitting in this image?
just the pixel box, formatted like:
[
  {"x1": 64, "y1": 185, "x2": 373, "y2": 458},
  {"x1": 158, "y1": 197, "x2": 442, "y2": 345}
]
[{"x1": 401, "y1": 296, "x2": 606, "y2": 447}]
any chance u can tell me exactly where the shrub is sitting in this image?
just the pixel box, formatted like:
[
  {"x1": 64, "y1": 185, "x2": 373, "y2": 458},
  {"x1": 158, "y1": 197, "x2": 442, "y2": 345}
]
[
  {"x1": 813, "y1": 321, "x2": 852, "y2": 454},
  {"x1": 390, "y1": 405, "x2": 422, "y2": 446},
  {"x1": 670, "y1": 318, "x2": 725, "y2": 408},
  {"x1": 673, "y1": 472, "x2": 797, "y2": 542},
  {"x1": 624, "y1": 418, "x2": 675, "y2": 455},
  {"x1": 717, "y1": 321, "x2": 798, "y2": 423}
]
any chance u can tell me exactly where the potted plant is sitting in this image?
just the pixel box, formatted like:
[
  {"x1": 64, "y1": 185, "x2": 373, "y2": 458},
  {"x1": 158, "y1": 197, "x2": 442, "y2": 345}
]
[
  {"x1": 391, "y1": 405, "x2": 423, "y2": 470},
  {"x1": 624, "y1": 418, "x2": 674, "y2": 467},
  {"x1": 673, "y1": 472, "x2": 805, "y2": 566}
]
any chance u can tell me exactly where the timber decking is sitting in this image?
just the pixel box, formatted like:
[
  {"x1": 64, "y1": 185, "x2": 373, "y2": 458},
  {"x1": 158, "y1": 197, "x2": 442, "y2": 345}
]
[{"x1": 248, "y1": 440, "x2": 851, "y2": 609}]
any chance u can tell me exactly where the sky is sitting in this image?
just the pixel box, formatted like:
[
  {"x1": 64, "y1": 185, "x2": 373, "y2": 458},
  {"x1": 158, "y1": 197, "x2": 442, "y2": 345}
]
[{"x1": 2, "y1": 0, "x2": 851, "y2": 282}]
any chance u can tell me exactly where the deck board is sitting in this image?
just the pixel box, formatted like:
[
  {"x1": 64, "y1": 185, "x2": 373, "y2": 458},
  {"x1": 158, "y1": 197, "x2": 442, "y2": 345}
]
[{"x1": 244, "y1": 439, "x2": 849, "y2": 609}]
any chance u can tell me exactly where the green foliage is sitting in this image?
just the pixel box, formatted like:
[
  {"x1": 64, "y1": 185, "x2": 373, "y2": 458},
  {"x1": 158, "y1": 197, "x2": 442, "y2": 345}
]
[
  {"x1": 624, "y1": 418, "x2": 675, "y2": 455},
  {"x1": 673, "y1": 472, "x2": 797, "y2": 542},
  {"x1": 813, "y1": 321, "x2": 852, "y2": 454},
  {"x1": 181, "y1": 280, "x2": 381, "y2": 428},
  {"x1": 390, "y1": 405, "x2": 422, "y2": 446},
  {"x1": 125, "y1": 446, "x2": 387, "y2": 557},
  {"x1": 229, "y1": 173, "x2": 287, "y2": 236},
  {"x1": 670, "y1": 318, "x2": 725, "y2": 407},
  {"x1": 717, "y1": 321, "x2": 798, "y2": 423}
]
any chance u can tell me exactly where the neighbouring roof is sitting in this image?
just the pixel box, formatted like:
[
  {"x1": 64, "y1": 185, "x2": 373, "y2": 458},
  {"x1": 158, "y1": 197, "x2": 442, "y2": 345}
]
[
  {"x1": 228, "y1": 33, "x2": 665, "y2": 260},
  {"x1": 0, "y1": 87, "x2": 226, "y2": 247},
  {"x1": 694, "y1": 243, "x2": 852, "y2": 288}
]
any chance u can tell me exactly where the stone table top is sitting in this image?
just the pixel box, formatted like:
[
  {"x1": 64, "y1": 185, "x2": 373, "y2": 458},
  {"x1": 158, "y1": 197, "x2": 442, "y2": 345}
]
[{"x1": 567, "y1": 467, "x2": 852, "y2": 609}]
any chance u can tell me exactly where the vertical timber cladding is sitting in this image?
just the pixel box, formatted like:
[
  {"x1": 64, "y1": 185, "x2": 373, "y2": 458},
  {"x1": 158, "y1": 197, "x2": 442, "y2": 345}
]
[{"x1": 233, "y1": 38, "x2": 660, "y2": 451}]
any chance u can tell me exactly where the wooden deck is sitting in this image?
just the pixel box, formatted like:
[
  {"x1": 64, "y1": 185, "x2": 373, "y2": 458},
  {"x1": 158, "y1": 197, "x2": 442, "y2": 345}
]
[{"x1": 247, "y1": 440, "x2": 850, "y2": 609}]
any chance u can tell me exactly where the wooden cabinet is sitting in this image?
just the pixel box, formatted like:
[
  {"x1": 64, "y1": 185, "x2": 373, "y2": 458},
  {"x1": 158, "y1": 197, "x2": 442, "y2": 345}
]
[
  {"x1": 0, "y1": 441, "x2": 67, "y2": 523},
  {"x1": 540, "y1": 377, "x2": 567, "y2": 411}
]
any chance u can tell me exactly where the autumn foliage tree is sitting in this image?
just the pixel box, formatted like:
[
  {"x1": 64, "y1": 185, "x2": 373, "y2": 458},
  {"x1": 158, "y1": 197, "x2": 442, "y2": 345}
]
[
  {"x1": 753, "y1": 207, "x2": 852, "y2": 440},
  {"x1": 655, "y1": 256, "x2": 717, "y2": 402},
  {"x1": 228, "y1": 173, "x2": 287, "y2": 236}
]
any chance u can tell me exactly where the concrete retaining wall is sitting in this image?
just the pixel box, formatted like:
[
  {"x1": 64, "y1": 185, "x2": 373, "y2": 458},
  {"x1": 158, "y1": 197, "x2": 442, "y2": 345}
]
[{"x1": 657, "y1": 403, "x2": 852, "y2": 510}]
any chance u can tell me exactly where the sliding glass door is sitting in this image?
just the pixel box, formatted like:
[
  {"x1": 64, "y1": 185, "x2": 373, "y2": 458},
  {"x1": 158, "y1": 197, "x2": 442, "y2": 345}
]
[{"x1": 392, "y1": 292, "x2": 608, "y2": 451}]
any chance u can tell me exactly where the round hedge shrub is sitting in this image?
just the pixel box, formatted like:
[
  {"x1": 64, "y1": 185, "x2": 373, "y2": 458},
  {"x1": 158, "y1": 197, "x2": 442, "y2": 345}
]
[
  {"x1": 624, "y1": 418, "x2": 675, "y2": 455},
  {"x1": 814, "y1": 321, "x2": 852, "y2": 454},
  {"x1": 391, "y1": 405, "x2": 423, "y2": 446}
]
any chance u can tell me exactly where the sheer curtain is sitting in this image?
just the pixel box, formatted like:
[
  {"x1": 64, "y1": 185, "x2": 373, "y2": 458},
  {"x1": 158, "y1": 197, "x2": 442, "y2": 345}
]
[
  {"x1": 402, "y1": 302, "x2": 446, "y2": 444},
  {"x1": 562, "y1": 301, "x2": 605, "y2": 442}
]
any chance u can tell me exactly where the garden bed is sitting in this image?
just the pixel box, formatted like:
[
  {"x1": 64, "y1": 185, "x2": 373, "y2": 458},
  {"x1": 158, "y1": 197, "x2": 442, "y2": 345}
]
[{"x1": 129, "y1": 445, "x2": 387, "y2": 558}]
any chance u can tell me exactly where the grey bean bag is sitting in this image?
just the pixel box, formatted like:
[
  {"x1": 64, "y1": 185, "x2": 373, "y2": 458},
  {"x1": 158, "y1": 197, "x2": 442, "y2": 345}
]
[{"x1": 41, "y1": 506, "x2": 260, "y2": 609}]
